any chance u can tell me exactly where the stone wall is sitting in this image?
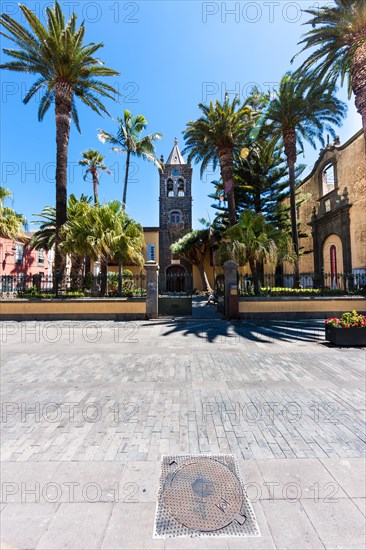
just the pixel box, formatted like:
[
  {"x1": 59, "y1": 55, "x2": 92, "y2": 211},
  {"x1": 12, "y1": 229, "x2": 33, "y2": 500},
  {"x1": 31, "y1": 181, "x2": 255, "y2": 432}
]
[
  {"x1": 0, "y1": 298, "x2": 147, "y2": 321},
  {"x1": 239, "y1": 296, "x2": 366, "y2": 320}
]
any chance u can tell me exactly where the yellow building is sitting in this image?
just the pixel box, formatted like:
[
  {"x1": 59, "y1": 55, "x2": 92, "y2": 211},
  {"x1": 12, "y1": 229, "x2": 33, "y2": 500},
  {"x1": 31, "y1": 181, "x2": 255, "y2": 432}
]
[{"x1": 294, "y1": 129, "x2": 366, "y2": 282}]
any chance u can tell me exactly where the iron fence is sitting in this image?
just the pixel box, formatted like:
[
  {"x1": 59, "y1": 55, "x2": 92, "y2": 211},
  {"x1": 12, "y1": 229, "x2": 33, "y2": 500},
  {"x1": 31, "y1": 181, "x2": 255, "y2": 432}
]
[
  {"x1": 0, "y1": 273, "x2": 146, "y2": 299},
  {"x1": 158, "y1": 272, "x2": 193, "y2": 296},
  {"x1": 215, "y1": 274, "x2": 225, "y2": 313},
  {"x1": 238, "y1": 271, "x2": 366, "y2": 296}
]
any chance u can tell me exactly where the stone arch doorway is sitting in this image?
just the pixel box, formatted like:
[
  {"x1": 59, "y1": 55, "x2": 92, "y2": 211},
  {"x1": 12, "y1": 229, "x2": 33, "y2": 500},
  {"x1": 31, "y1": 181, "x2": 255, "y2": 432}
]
[
  {"x1": 166, "y1": 265, "x2": 186, "y2": 292},
  {"x1": 323, "y1": 234, "x2": 343, "y2": 287}
]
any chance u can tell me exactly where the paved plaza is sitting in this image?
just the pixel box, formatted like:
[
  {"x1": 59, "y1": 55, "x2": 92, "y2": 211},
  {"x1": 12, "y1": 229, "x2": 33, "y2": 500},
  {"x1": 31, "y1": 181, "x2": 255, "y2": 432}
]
[{"x1": 0, "y1": 318, "x2": 365, "y2": 549}]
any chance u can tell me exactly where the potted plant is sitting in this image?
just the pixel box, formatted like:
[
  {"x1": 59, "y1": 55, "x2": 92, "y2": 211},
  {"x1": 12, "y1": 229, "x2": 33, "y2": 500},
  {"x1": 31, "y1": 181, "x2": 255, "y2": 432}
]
[{"x1": 325, "y1": 310, "x2": 366, "y2": 346}]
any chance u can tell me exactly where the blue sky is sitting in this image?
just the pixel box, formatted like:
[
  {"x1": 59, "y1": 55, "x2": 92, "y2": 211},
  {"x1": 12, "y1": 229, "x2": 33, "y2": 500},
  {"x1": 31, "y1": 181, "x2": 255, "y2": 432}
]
[{"x1": 0, "y1": 1, "x2": 361, "y2": 229}]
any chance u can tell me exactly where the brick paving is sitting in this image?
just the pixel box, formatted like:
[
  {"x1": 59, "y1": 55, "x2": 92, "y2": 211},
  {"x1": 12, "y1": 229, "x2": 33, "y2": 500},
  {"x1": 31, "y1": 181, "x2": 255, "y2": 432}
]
[{"x1": 0, "y1": 319, "x2": 365, "y2": 549}]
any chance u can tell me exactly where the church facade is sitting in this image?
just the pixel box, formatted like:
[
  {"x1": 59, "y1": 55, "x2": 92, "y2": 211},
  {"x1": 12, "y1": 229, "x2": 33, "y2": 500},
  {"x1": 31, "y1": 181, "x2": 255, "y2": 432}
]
[
  {"x1": 120, "y1": 130, "x2": 365, "y2": 291},
  {"x1": 289, "y1": 129, "x2": 366, "y2": 281}
]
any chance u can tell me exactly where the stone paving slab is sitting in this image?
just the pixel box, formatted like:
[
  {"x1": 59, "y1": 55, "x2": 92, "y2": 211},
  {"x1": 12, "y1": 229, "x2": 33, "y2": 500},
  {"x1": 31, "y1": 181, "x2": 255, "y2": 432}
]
[
  {"x1": 260, "y1": 500, "x2": 324, "y2": 549},
  {"x1": 0, "y1": 319, "x2": 365, "y2": 549},
  {"x1": 319, "y1": 457, "x2": 366, "y2": 498},
  {"x1": 352, "y1": 498, "x2": 366, "y2": 517},
  {"x1": 36, "y1": 502, "x2": 113, "y2": 550},
  {"x1": 0, "y1": 503, "x2": 59, "y2": 549},
  {"x1": 301, "y1": 498, "x2": 366, "y2": 550},
  {"x1": 1, "y1": 344, "x2": 364, "y2": 462}
]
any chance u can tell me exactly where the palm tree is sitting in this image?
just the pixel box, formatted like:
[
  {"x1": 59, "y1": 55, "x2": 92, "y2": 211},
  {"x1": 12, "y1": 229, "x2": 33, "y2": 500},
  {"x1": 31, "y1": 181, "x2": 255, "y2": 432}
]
[
  {"x1": 79, "y1": 150, "x2": 111, "y2": 205},
  {"x1": 98, "y1": 110, "x2": 162, "y2": 208},
  {"x1": 31, "y1": 195, "x2": 92, "y2": 285},
  {"x1": 216, "y1": 210, "x2": 294, "y2": 295},
  {"x1": 63, "y1": 201, "x2": 145, "y2": 296},
  {"x1": 292, "y1": 1, "x2": 366, "y2": 141},
  {"x1": 183, "y1": 94, "x2": 251, "y2": 226},
  {"x1": 98, "y1": 110, "x2": 161, "y2": 291},
  {"x1": 30, "y1": 205, "x2": 56, "y2": 252},
  {"x1": 0, "y1": 2, "x2": 119, "y2": 277},
  {"x1": 0, "y1": 186, "x2": 26, "y2": 239},
  {"x1": 264, "y1": 72, "x2": 347, "y2": 287}
]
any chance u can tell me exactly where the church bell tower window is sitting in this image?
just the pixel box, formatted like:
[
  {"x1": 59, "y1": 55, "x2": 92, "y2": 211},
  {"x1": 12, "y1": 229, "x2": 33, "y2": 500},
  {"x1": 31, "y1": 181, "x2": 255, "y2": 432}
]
[
  {"x1": 167, "y1": 179, "x2": 174, "y2": 197},
  {"x1": 170, "y1": 210, "x2": 182, "y2": 224},
  {"x1": 177, "y1": 179, "x2": 185, "y2": 196}
]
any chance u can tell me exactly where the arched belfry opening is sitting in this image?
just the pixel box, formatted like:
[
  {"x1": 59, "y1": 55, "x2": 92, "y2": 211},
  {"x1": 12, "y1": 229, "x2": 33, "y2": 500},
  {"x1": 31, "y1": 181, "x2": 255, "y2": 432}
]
[
  {"x1": 167, "y1": 179, "x2": 174, "y2": 196},
  {"x1": 177, "y1": 179, "x2": 185, "y2": 196}
]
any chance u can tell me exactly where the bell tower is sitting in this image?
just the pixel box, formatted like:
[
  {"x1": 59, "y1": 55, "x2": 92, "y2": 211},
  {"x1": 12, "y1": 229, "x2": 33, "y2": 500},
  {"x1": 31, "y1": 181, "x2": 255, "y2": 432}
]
[{"x1": 159, "y1": 138, "x2": 192, "y2": 275}]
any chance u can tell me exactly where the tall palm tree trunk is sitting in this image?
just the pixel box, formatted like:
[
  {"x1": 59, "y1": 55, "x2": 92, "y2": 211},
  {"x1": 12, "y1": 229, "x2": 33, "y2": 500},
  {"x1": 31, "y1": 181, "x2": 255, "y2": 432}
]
[
  {"x1": 70, "y1": 255, "x2": 84, "y2": 290},
  {"x1": 249, "y1": 258, "x2": 260, "y2": 295},
  {"x1": 219, "y1": 148, "x2": 237, "y2": 226},
  {"x1": 227, "y1": 189, "x2": 237, "y2": 227},
  {"x1": 288, "y1": 161, "x2": 300, "y2": 288},
  {"x1": 84, "y1": 257, "x2": 91, "y2": 276},
  {"x1": 256, "y1": 259, "x2": 264, "y2": 289},
  {"x1": 284, "y1": 129, "x2": 300, "y2": 288},
  {"x1": 92, "y1": 171, "x2": 99, "y2": 204},
  {"x1": 54, "y1": 82, "x2": 72, "y2": 282},
  {"x1": 122, "y1": 150, "x2": 131, "y2": 209},
  {"x1": 351, "y1": 40, "x2": 366, "y2": 147},
  {"x1": 118, "y1": 150, "x2": 131, "y2": 293},
  {"x1": 100, "y1": 258, "x2": 108, "y2": 296},
  {"x1": 84, "y1": 170, "x2": 99, "y2": 284}
]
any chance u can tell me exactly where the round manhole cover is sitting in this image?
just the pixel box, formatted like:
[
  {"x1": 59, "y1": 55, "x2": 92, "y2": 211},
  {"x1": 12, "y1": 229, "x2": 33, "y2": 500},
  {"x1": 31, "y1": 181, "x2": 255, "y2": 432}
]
[{"x1": 163, "y1": 457, "x2": 244, "y2": 532}]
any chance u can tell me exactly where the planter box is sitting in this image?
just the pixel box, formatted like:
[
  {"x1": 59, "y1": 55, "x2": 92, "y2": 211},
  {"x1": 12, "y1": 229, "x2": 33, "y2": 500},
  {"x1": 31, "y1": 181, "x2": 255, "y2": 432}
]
[{"x1": 325, "y1": 325, "x2": 366, "y2": 346}]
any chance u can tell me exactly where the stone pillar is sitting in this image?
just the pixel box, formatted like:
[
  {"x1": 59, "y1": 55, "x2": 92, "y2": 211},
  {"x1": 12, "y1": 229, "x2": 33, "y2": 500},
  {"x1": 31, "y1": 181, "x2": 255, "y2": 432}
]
[
  {"x1": 145, "y1": 261, "x2": 159, "y2": 319},
  {"x1": 224, "y1": 260, "x2": 239, "y2": 320}
]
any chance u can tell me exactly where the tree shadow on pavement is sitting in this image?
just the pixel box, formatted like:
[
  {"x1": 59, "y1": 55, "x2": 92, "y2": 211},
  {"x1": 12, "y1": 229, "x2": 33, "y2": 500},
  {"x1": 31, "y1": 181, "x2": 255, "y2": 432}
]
[{"x1": 158, "y1": 319, "x2": 325, "y2": 344}]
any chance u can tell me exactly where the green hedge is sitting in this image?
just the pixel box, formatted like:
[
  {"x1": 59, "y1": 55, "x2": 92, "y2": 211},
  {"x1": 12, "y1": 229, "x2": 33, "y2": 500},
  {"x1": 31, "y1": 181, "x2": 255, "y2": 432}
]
[{"x1": 240, "y1": 287, "x2": 359, "y2": 297}]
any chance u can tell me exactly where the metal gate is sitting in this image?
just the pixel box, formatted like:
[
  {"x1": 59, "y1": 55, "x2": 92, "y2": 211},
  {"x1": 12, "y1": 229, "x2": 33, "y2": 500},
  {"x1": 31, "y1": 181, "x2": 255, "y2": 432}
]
[
  {"x1": 158, "y1": 267, "x2": 192, "y2": 316},
  {"x1": 215, "y1": 273, "x2": 225, "y2": 315}
]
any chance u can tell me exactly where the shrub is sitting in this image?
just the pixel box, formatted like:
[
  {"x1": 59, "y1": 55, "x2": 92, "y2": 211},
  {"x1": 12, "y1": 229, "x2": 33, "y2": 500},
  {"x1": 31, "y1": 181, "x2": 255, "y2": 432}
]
[
  {"x1": 263, "y1": 287, "x2": 322, "y2": 296},
  {"x1": 240, "y1": 287, "x2": 347, "y2": 297},
  {"x1": 19, "y1": 287, "x2": 85, "y2": 299},
  {"x1": 21, "y1": 285, "x2": 39, "y2": 298},
  {"x1": 107, "y1": 271, "x2": 135, "y2": 296},
  {"x1": 325, "y1": 310, "x2": 366, "y2": 328}
]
